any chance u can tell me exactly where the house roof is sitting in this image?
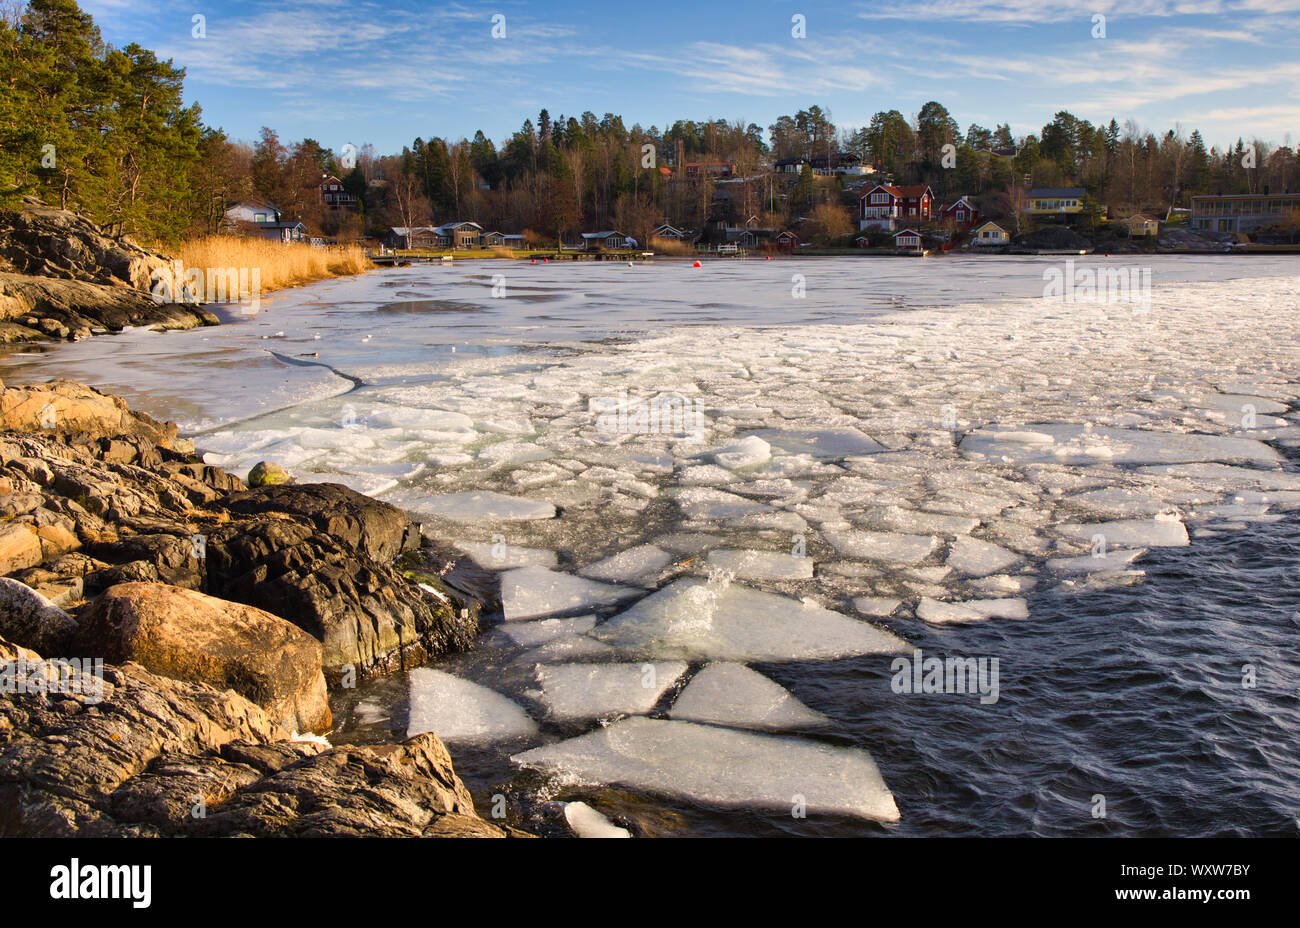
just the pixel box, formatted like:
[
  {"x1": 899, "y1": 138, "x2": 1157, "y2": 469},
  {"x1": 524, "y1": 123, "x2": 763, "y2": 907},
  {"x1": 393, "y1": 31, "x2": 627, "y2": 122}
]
[
  {"x1": 227, "y1": 199, "x2": 280, "y2": 215},
  {"x1": 390, "y1": 226, "x2": 437, "y2": 236},
  {"x1": 1028, "y1": 187, "x2": 1085, "y2": 198},
  {"x1": 581, "y1": 231, "x2": 628, "y2": 239},
  {"x1": 973, "y1": 220, "x2": 1007, "y2": 232},
  {"x1": 943, "y1": 196, "x2": 975, "y2": 210},
  {"x1": 894, "y1": 228, "x2": 921, "y2": 237},
  {"x1": 1123, "y1": 214, "x2": 1156, "y2": 221},
  {"x1": 257, "y1": 221, "x2": 306, "y2": 230},
  {"x1": 433, "y1": 221, "x2": 483, "y2": 233},
  {"x1": 859, "y1": 183, "x2": 932, "y2": 200}
]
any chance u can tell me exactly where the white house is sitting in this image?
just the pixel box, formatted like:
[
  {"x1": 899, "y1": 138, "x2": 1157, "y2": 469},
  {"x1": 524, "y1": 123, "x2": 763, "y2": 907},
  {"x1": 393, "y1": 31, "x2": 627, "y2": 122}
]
[{"x1": 224, "y1": 200, "x2": 281, "y2": 225}]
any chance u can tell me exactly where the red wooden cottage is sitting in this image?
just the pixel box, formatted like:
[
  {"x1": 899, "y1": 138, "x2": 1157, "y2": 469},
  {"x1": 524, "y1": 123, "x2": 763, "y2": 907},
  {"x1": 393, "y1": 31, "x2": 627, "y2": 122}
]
[
  {"x1": 858, "y1": 184, "x2": 934, "y2": 232},
  {"x1": 940, "y1": 196, "x2": 977, "y2": 228},
  {"x1": 894, "y1": 228, "x2": 924, "y2": 252}
]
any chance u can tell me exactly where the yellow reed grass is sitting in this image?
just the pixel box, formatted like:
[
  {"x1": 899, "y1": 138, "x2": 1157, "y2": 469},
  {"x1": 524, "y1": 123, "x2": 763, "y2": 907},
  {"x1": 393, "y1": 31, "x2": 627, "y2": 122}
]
[
  {"x1": 172, "y1": 236, "x2": 372, "y2": 293},
  {"x1": 648, "y1": 235, "x2": 695, "y2": 256}
]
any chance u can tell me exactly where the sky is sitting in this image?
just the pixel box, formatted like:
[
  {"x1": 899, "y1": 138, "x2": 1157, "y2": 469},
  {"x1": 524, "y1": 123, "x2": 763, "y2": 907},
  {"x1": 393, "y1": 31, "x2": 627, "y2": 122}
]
[{"x1": 80, "y1": 0, "x2": 1300, "y2": 157}]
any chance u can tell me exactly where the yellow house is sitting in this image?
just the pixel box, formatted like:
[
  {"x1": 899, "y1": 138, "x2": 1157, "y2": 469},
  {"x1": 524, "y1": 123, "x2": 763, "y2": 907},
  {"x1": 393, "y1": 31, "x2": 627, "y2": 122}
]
[
  {"x1": 1122, "y1": 214, "x2": 1159, "y2": 236},
  {"x1": 1025, "y1": 187, "x2": 1086, "y2": 215},
  {"x1": 971, "y1": 220, "x2": 1011, "y2": 245}
]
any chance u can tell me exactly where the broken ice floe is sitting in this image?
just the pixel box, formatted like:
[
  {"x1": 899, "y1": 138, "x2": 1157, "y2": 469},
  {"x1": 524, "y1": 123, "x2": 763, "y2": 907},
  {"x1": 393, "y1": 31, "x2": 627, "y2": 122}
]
[
  {"x1": 416, "y1": 490, "x2": 556, "y2": 523},
  {"x1": 916, "y1": 597, "x2": 1030, "y2": 624},
  {"x1": 961, "y1": 424, "x2": 1281, "y2": 467},
  {"x1": 407, "y1": 668, "x2": 538, "y2": 742},
  {"x1": 591, "y1": 578, "x2": 907, "y2": 662},
  {"x1": 667, "y1": 662, "x2": 831, "y2": 732},
  {"x1": 499, "y1": 566, "x2": 638, "y2": 621},
  {"x1": 512, "y1": 717, "x2": 899, "y2": 823},
  {"x1": 535, "y1": 661, "x2": 688, "y2": 722},
  {"x1": 701, "y1": 549, "x2": 814, "y2": 581},
  {"x1": 563, "y1": 801, "x2": 630, "y2": 838}
]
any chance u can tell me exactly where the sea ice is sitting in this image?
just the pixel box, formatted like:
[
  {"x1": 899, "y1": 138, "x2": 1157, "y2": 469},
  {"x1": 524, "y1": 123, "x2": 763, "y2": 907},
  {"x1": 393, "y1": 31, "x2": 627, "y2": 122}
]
[
  {"x1": 916, "y1": 597, "x2": 1030, "y2": 624},
  {"x1": 591, "y1": 578, "x2": 907, "y2": 662},
  {"x1": 518, "y1": 634, "x2": 619, "y2": 664},
  {"x1": 499, "y1": 566, "x2": 639, "y2": 621},
  {"x1": 407, "y1": 668, "x2": 538, "y2": 742},
  {"x1": 535, "y1": 661, "x2": 688, "y2": 722},
  {"x1": 961, "y1": 424, "x2": 1281, "y2": 467},
  {"x1": 821, "y1": 529, "x2": 939, "y2": 566},
  {"x1": 668, "y1": 662, "x2": 830, "y2": 731},
  {"x1": 857, "y1": 505, "x2": 979, "y2": 536},
  {"x1": 1047, "y1": 548, "x2": 1147, "y2": 573},
  {"x1": 578, "y1": 545, "x2": 674, "y2": 585},
  {"x1": 702, "y1": 549, "x2": 814, "y2": 580},
  {"x1": 497, "y1": 615, "x2": 597, "y2": 648},
  {"x1": 747, "y1": 428, "x2": 886, "y2": 458},
  {"x1": 945, "y1": 535, "x2": 1022, "y2": 577},
  {"x1": 852, "y1": 596, "x2": 901, "y2": 616},
  {"x1": 511, "y1": 717, "x2": 899, "y2": 823},
  {"x1": 453, "y1": 540, "x2": 558, "y2": 569},
  {"x1": 1055, "y1": 517, "x2": 1189, "y2": 548},
  {"x1": 417, "y1": 491, "x2": 556, "y2": 523},
  {"x1": 672, "y1": 487, "x2": 772, "y2": 520},
  {"x1": 563, "y1": 801, "x2": 630, "y2": 838},
  {"x1": 711, "y1": 435, "x2": 772, "y2": 470}
]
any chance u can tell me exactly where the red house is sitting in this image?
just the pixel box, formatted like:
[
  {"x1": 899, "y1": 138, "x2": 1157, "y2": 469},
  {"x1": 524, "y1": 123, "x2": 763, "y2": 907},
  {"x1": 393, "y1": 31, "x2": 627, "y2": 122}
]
[
  {"x1": 858, "y1": 183, "x2": 934, "y2": 232},
  {"x1": 894, "y1": 228, "x2": 924, "y2": 252},
  {"x1": 940, "y1": 196, "x2": 977, "y2": 228}
]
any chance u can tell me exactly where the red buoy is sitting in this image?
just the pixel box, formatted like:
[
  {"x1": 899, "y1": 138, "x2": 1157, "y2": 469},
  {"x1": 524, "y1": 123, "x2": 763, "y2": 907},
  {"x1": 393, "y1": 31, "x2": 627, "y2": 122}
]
[{"x1": 693, "y1": 260, "x2": 702, "y2": 268}]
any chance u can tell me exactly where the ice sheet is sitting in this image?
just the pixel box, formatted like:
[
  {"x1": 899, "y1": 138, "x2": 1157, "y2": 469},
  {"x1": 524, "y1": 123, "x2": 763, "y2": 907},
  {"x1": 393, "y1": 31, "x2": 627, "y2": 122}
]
[
  {"x1": 500, "y1": 566, "x2": 639, "y2": 621},
  {"x1": 668, "y1": 662, "x2": 830, "y2": 731},
  {"x1": 535, "y1": 661, "x2": 688, "y2": 722},
  {"x1": 591, "y1": 578, "x2": 907, "y2": 662},
  {"x1": 407, "y1": 668, "x2": 538, "y2": 742},
  {"x1": 512, "y1": 717, "x2": 900, "y2": 822}
]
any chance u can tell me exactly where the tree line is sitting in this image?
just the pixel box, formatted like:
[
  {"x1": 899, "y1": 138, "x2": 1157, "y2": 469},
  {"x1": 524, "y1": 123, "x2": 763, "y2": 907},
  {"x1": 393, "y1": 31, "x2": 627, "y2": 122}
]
[{"x1": 1, "y1": 0, "x2": 1295, "y2": 246}]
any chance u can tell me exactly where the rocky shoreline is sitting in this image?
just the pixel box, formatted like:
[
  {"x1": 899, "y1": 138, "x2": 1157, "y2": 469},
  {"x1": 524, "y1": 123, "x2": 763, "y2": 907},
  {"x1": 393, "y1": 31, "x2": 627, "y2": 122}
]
[
  {"x1": 0, "y1": 201, "x2": 216, "y2": 343},
  {"x1": 0, "y1": 377, "x2": 524, "y2": 838}
]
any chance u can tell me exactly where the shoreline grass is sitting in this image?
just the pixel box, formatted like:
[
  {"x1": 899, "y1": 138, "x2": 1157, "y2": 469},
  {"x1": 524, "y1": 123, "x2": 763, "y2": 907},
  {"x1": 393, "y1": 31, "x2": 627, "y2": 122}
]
[{"x1": 170, "y1": 236, "x2": 373, "y2": 294}]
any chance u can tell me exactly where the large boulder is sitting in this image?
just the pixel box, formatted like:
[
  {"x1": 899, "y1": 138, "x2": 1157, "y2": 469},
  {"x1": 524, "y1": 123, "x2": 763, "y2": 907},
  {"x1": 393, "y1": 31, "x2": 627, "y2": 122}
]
[
  {"x1": 0, "y1": 578, "x2": 77, "y2": 654},
  {"x1": 71, "y1": 582, "x2": 331, "y2": 734},
  {"x1": 0, "y1": 636, "x2": 522, "y2": 837},
  {"x1": 0, "y1": 523, "x2": 42, "y2": 576},
  {"x1": 203, "y1": 514, "x2": 474, "y2": 681},
  {"x1": 221, "y1": 483, "x2": 420, "y2": 563},
  {"x1": 0, "y1": 379, "x2": 178, "y2": 447}
]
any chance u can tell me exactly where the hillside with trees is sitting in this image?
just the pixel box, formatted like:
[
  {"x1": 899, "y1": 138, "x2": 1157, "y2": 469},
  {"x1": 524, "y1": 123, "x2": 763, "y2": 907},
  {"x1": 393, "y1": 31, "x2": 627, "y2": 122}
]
[{"x1": 0, "y1": 0, "x2": 1295, "y2": 246}]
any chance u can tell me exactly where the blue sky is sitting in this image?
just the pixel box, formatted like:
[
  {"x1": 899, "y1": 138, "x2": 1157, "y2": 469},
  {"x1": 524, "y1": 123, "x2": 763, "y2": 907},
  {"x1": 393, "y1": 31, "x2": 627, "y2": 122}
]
[{"x1": 82, "y1": 0, "x2": 1300, "y2": 156}]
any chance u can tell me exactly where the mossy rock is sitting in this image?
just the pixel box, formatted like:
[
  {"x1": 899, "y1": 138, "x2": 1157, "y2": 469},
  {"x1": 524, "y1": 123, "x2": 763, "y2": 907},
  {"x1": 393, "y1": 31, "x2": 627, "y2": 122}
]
[{"x1": 247, "y1": 461, "x2": 290, "y2": 487}]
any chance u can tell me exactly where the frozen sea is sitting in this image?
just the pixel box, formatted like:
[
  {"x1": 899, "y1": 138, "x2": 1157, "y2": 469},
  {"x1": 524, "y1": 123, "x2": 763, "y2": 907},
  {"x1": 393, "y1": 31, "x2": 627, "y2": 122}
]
[{"x1": 5, "y1": 254, "x2": 1300, "y2": 837}]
